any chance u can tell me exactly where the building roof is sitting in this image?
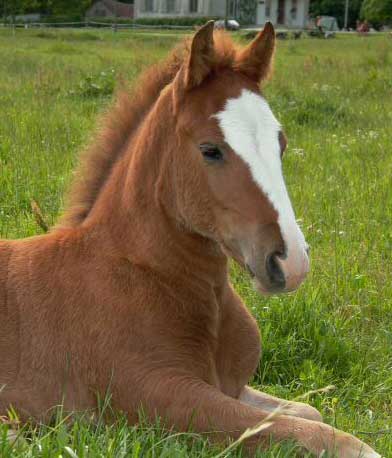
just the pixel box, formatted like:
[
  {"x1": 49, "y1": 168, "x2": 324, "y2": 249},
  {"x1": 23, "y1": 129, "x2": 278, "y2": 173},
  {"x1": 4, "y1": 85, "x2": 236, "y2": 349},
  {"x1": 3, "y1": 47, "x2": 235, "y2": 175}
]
[{"x1": 91, "y1": 0, "x2": 134, "y2": 18}]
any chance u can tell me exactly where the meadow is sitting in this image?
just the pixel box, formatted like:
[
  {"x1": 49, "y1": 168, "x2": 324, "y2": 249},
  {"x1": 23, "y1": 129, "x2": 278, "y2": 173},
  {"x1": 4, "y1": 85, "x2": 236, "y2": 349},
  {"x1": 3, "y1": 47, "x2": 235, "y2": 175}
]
[{"x1": 0, "y1": 27, "x2": 391, "y2": 457}]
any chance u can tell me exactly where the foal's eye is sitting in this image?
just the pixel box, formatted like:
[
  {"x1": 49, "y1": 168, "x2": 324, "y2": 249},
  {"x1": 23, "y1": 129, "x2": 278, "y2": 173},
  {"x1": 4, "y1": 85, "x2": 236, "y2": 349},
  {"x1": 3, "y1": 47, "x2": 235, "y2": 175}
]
[{"x1": 199, "y1": 143, "x2": 224, "y2": 162}]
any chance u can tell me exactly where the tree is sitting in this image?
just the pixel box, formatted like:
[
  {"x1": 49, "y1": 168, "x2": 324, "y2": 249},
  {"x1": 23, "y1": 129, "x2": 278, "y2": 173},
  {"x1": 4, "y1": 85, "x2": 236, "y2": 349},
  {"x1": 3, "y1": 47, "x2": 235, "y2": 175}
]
[
  {"x1": 0, "y1": 0, "x2": 93, "y2": 17},
  {"x1": 309, "y1": 0, "x2": 364, "y2": 28},
  {"x1": 48, "y1": 0, "x2": 93, "y2": 16},
  {"x1": 361, "y1": 0, "x2": 392, "y2": 27},
  {"x1": 1, "y1": 0, "x2": 26, "y2": 19}
]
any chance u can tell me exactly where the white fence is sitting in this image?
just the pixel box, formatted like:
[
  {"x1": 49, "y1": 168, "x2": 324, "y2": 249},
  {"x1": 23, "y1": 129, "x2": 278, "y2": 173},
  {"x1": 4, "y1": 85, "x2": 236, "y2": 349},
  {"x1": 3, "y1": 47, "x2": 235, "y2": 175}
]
[{"x1": 0, "y1": 20, "x2": 193, "y2": 30}]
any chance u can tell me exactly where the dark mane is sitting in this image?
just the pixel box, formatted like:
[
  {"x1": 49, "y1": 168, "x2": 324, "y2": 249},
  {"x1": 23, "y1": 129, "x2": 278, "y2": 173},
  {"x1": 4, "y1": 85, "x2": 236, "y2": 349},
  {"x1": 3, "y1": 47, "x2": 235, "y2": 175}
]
[{"x1": 59, "y1": 32, "x2": 236, "y2": 228}]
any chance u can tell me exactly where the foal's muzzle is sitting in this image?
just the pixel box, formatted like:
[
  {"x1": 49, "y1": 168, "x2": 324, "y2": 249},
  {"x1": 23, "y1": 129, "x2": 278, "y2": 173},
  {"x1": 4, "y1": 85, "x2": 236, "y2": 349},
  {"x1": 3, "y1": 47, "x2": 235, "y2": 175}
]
[
  {"x1": 266, "y1": 252, "x2": 286, "y2": 289},
  {"x1": 222, "y1": 221, "x2": 309, "y2": 294},
  {"x1": 265, "y1": 247, "x2": 310, "y2": 293},
  {"x1": 247, "y1": 247, "x2": 309, "y2": 294},
  {"x1": 242, "y1": 225, "x2": 310, "y2": 294}
]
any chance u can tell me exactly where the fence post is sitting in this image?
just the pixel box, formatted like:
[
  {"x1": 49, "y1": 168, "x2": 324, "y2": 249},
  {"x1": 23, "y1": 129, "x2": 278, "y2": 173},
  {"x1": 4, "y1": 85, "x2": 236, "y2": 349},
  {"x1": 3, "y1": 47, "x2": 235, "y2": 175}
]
[{"x1": 344, "y1": 0, "x2": 349, "y2": 30}]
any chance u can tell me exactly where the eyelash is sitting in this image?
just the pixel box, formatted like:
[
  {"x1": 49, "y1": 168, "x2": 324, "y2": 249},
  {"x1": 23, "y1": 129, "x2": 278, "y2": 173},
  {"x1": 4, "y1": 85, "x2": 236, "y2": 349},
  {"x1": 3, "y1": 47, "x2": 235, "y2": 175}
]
[{"x1": 199, "y1": 143, "x2": 224, "y2": 162}]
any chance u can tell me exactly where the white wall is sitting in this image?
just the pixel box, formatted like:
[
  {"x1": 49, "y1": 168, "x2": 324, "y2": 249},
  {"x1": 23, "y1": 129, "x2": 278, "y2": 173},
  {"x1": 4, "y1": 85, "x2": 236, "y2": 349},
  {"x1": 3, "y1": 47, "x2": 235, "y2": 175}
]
[
  {"x1": 267, "y1": 0, "x2": 278, "y2": 25},
  {"x1": 207, "y1": 0, "x2": 226, "y2": 16},
  {"x1": 135, "y1": 0, "x2": 308, "y2": 26},
  {"x1": 297, "y1": 0, "x2": 309, "y2": 27},
  {"x1": 255, "y1": 0, "x2": 308, "y2": 27},
  {"x1": 134, "y1": 0, "x2": 211, "y2": 18},
  {"x1": 285, "y1": 0, "x2": 308, "y2": 27}
]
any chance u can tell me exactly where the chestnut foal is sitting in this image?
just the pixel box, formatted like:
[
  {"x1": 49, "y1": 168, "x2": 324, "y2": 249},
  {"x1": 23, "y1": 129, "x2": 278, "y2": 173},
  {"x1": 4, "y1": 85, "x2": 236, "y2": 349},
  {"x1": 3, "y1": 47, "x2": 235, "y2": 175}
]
[{"x1": 0, "y1": 22, "x2": 380, "y2": 457}]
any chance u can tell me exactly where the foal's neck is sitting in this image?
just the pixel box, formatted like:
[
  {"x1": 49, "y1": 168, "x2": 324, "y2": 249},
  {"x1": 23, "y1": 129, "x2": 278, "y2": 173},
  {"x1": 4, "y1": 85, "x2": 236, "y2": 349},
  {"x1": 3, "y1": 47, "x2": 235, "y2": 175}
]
[{"x1": 84, "y1": 96, "x2": 228, "y2": 294}]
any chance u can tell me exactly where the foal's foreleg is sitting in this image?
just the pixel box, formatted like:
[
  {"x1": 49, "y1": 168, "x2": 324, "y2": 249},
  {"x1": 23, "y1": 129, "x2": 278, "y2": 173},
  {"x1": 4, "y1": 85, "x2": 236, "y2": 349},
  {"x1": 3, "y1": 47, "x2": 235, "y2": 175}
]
[
  {"x1": 239, "y1": 385, "x2": 323, "y2": 422},
  {"x1": 127, "y1": 375, "x2": 380, "y2": 457}
]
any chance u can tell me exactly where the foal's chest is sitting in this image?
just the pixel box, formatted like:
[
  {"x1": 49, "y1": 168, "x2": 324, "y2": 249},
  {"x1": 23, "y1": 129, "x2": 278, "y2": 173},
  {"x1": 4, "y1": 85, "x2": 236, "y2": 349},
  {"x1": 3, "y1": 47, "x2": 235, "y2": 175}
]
[{"x1": 214, "y1": 288, "x2": 261, "y2": 398}]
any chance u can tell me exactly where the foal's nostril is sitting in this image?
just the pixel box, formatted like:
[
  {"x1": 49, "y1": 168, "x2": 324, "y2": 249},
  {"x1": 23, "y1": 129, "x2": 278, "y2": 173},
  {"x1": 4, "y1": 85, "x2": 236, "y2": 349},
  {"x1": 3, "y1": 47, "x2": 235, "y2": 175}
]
[{"x1": 266, "y1": 253, "x2": 286, "y2": 289}]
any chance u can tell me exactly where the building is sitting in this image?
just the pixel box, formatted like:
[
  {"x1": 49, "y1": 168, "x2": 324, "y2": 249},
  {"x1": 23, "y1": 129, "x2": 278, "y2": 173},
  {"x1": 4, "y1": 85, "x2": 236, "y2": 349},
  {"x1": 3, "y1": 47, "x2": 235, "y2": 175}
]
[
  {"x1": 86, "y1": 0, "x2": 134, "y2": 19},
  {"x1": 9, "y1": 13, "x2": 42, "y2": 22},
  {"x1": 133, "y1": 0, "x2": 309, "y2": 28}
]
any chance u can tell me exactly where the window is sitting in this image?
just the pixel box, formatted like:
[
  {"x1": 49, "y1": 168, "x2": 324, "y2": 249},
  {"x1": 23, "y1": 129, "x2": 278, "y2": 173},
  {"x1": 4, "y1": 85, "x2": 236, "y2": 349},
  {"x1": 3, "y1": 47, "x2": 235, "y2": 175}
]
[
  {"x1": 145, "y1": 0, "x2": 153, "y2": 12},
  {"x1": 167, "y1": 0, "x2": 175, "y2": 12},
  {"x1": 291, "y1": 0, "x2": 298, "y2": 19},
  {"x1": 189, "y1": 0, "x2": 198, "y2": 13},
  {"x1": 265, "y1": 0, "x2": 271, "y2": 17}
]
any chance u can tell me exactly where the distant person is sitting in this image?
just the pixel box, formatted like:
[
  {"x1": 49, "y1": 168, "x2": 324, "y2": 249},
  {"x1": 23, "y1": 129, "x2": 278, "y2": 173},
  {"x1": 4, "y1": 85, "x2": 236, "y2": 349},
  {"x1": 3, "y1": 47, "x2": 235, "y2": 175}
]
[
  {"x1": 316, "y1": 16, "x2": 323, "y2": 32},
  {"x1": 357, "y1": 20, "x2": 370, "y2": 34}
]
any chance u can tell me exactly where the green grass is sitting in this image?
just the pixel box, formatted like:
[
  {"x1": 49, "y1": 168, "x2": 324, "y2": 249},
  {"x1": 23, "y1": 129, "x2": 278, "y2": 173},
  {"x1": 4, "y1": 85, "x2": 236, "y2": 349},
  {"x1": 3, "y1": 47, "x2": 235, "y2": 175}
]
[{"x1": 0, "y1": 28, "x2": 391, "y2": 457}]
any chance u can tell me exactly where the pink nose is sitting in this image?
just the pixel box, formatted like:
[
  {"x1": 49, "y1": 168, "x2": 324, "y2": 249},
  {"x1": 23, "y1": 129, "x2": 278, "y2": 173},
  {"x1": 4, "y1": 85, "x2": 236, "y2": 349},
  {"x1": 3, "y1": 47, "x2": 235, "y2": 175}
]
[{"x1": 275, "y1": 248, "x2": 310, "y2": 291}]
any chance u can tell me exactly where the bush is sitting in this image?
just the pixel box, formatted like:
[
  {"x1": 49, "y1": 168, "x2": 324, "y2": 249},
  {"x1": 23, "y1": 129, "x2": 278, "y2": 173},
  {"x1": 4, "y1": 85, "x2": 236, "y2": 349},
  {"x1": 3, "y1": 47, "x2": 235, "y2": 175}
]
[
  {"x1": 86, "y1": 17, "x2": 135, "y2": 25},
  {"x1": 360, "y1": 0, "x2": 392, "y2": 28},
  {"x1": 5, "y1": 14, "x2": 219, "y2": 29},
  {"x1": 87, "y1": 16, "x2": 218, "y2": 27},
  {"x1": 40, "y1": 15, "x2": 84, "y2": 23},
  {"x1": 134, "y1": 16, "x2": 218, "y2": 27}
]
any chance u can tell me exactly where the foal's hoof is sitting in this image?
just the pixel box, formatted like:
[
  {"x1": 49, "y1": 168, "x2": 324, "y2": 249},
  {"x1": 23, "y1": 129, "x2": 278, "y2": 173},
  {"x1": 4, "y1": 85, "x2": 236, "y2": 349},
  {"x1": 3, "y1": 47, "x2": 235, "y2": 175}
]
[{"x1": 332, "y1": 429, "x2": 381, "y2": 458}]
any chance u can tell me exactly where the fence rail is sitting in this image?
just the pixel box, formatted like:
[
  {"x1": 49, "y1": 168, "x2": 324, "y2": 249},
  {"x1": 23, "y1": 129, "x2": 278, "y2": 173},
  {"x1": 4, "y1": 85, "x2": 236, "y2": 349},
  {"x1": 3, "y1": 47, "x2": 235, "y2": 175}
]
[
  {"x1": 0, "y1": 21, "x2": 383, "y2": 35},
  {"x1": 0, "y1": 20, "x2": 193, "y2": 30}
]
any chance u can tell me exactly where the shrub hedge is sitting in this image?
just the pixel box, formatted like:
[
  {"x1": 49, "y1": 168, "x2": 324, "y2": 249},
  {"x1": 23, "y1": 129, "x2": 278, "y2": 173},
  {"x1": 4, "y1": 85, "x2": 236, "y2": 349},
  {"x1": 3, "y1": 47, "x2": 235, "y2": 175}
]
[
  {"x1": 6, "y1": 15, "x2": 220, "y2": 27},
  {"x1": 86, "y1": 16, "x2": 219, "y2": 27}
]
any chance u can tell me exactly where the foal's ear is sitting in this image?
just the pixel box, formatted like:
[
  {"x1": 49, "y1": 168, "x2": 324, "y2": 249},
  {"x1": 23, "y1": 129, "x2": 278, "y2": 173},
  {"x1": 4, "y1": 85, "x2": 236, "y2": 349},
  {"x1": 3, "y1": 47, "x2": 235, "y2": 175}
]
[
  {"x1": 184, "y1": 20, "x2": 215, "y2": 89},
  {"x1": 236, "y1": 22, "x2": 275, "y2": 83}
]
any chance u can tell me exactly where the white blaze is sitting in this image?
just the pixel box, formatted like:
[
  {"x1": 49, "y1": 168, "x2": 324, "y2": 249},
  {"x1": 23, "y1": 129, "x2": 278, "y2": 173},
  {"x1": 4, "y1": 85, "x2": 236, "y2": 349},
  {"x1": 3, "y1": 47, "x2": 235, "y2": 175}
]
[{"x1": 214, "y1": 89, "x2": 308, "y2": 274}]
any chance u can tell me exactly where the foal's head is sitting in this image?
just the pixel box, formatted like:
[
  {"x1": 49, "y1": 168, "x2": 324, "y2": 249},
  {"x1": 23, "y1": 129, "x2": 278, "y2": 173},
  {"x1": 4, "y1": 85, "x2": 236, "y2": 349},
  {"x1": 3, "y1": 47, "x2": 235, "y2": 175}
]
[{"x1": 156, "y1": 22, "x2": 309, "y2": 294}]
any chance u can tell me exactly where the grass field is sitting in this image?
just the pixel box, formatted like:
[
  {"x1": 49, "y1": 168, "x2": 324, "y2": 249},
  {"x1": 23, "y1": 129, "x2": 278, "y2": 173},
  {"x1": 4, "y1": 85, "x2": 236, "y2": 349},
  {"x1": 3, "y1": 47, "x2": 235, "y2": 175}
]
[{"x1": 0, "y1": 27, "x2": 391, "y2": 457}]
